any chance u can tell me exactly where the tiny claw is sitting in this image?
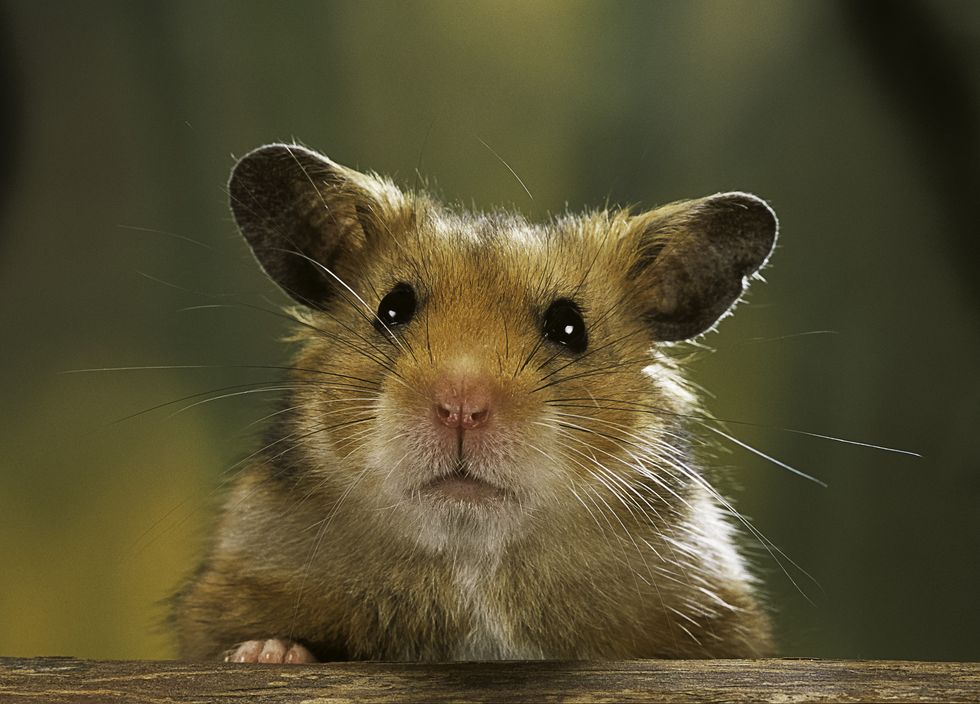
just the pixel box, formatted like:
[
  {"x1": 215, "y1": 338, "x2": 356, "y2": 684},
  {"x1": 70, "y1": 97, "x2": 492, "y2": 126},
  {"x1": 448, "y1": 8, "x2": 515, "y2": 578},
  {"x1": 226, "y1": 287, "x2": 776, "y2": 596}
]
[{"x1": 225, "y1": 638, "x2": 316, "y2": 664}]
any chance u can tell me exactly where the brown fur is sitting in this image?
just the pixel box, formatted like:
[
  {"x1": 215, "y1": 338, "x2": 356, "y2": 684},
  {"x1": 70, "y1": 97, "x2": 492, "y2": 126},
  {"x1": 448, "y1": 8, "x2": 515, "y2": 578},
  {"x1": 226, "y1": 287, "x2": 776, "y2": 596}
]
[{"x1": 171, "y1": 144, "x2": 777, "y2": 661}]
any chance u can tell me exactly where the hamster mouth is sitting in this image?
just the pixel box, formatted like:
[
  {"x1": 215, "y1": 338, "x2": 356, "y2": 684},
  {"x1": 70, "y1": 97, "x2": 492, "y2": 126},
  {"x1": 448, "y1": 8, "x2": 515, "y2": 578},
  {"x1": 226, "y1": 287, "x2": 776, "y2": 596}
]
[{"x1": 421, "y1": 462, "x2": 508, "y2": 504}]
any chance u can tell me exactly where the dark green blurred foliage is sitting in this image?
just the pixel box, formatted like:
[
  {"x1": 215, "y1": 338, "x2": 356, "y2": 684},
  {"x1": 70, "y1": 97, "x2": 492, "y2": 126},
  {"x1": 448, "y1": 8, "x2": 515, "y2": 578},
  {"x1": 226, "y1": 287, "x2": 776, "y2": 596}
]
[{"x1": 0, "y1": 1, "x2": 976, "y2": 660}]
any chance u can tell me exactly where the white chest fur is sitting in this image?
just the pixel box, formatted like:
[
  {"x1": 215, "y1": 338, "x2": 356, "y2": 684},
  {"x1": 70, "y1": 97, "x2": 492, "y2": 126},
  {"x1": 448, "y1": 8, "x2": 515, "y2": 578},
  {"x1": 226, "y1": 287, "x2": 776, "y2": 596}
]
[{"x1": 451, "y1": 564, "x2": 542, "y2": 661}]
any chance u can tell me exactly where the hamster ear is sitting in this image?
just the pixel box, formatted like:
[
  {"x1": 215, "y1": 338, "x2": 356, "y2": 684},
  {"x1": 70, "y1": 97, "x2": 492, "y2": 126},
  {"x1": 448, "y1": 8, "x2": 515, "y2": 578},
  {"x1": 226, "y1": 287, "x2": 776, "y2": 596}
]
[
  {"x1": 229, "y1": 143, "x2": 400, "y2": 307},
  {"x1": 626, "y1": 192, "x2": 778, "y2": 341}
]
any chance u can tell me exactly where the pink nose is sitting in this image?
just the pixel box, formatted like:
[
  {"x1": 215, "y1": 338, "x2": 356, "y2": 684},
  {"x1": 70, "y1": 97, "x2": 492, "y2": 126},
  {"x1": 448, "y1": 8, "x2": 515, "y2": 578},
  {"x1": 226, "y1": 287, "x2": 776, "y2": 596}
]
[{"x1": 433, "y1": 379, "x2": 492, "y2": 430}]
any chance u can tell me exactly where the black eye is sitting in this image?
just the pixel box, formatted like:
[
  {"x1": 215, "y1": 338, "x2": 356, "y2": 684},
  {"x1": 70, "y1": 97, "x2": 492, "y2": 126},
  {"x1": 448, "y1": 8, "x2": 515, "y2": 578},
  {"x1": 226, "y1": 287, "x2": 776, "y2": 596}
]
[
  {"x1": 375, "y1": 283, "x2": 416, "y2": 332},
  {"x1": 542, "y1": 298, "x2": 588, "y2": 354}
]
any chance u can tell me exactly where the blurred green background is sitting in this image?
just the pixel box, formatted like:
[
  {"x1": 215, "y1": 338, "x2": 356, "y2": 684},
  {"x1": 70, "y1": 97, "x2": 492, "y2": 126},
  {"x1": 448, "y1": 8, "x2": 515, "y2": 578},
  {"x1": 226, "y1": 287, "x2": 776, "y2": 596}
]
[{"x1": 0, "y1": 1, "x2": 976, "y2": 661}]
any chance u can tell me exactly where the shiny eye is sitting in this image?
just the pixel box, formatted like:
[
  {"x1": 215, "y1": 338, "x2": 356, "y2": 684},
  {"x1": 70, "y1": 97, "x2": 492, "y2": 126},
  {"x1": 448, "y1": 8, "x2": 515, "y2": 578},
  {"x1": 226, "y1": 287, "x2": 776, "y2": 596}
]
[
  {"x1": 375, "y1": 283, "x2": 416, "y2": 332},
  {"x1": 542, "y1": 298, "x2": 588, "y2": 354}
]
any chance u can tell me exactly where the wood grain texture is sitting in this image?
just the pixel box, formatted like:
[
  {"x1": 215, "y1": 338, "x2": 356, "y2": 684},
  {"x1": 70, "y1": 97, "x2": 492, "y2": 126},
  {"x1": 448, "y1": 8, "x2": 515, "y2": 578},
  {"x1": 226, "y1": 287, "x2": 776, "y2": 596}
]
[{"x1": 0, "y1": 658, "x2": 976, "y2": 703}]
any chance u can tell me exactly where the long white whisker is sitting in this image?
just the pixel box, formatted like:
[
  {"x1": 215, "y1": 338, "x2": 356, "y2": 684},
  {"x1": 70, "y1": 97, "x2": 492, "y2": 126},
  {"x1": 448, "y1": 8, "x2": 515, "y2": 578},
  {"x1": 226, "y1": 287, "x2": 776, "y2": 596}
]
[{"x1": 705, "y1": 425, "x2": 827, "y2": 488}]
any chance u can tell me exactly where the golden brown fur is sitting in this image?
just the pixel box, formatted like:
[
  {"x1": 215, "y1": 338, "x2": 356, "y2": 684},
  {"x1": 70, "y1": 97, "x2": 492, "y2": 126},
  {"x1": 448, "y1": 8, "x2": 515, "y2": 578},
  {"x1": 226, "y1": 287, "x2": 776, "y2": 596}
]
[{"x1": 171, "y1": 144, "x2": 776, "y2": 661}]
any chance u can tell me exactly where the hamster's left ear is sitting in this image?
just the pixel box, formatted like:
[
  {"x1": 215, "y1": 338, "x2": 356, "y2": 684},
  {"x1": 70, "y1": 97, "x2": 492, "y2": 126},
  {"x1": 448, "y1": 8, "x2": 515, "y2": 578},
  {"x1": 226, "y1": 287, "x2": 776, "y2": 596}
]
[{"x1": 626, "y1": 192, "x2": 778, "y2": 341}]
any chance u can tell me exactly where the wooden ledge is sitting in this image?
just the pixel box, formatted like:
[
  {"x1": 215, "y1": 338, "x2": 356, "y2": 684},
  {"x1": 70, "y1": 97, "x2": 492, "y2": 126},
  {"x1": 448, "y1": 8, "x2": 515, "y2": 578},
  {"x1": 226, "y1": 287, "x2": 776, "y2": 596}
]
[{"x1": 0, "y1": 657, "x2": 977, "y2": 703}]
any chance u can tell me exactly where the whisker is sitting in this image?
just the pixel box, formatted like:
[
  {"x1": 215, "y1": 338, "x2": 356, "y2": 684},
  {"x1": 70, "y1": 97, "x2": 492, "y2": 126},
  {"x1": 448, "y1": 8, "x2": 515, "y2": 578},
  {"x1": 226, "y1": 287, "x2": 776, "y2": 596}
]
[
  {"x1": 546, "y1": 397, "x2": 920, "y2": 457},
  {"x1": 282, "y1": 248, "x2": 418, "y2": 362},
  {"x1": 63, "y1": 362, "x2": 381, "y2": 390},
  {"x1": 181, "y1": 300, "x2": 405, "y2": 380},
  {"x1": 531, "y1": 357, "x2": 654, "y2": 393},
  {"x1": 135, "y1": 270, "x2": 242, "y2": 298},
  {"x1": 740, "y1": 330, "x2": 839, "y2": 345},
  {"x1": 537, "y1": 409, "x2": 819, "y2": 601},
  {"x1": 476, "y1": 137, "x2": 533, "y2": 202},
  {"x1": 704, "y1": 425, "x2": 827, "y2": 488},
  {"x1": 118, "y1": 224, "x2": 217, "y2": 251}
]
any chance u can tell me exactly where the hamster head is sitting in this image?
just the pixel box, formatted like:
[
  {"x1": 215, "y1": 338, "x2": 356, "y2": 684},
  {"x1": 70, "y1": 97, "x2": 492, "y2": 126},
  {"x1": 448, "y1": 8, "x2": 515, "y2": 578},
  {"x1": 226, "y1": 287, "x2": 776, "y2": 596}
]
[{"x1": 230, "y1": 144, "x2": 777, "y2": 552}]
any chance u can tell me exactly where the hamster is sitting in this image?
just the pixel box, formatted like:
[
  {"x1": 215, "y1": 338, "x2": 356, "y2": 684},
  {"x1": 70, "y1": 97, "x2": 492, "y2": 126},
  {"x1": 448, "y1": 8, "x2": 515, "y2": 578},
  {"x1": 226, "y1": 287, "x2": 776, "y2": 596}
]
[{"x1": 170, "y1": 143, "x2": 778, "y2": 662}]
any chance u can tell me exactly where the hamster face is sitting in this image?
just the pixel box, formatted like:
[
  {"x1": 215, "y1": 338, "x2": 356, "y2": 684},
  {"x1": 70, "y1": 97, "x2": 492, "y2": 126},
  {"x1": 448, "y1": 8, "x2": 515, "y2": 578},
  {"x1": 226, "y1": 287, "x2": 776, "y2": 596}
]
[
  {"x1": 230, "y1": 144, "x2": 777, "y2": 552},
  {"x1": 289, "y1": 212, "x2": 688, "y2": 549}
]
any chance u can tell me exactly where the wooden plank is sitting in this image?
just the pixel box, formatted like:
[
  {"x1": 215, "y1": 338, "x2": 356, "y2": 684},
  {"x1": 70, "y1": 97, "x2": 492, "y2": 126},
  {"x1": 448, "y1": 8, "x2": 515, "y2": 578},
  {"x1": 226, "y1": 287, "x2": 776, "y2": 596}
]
[{"x1": 0, "y1": 657, "x2": 976, "y2": 703}]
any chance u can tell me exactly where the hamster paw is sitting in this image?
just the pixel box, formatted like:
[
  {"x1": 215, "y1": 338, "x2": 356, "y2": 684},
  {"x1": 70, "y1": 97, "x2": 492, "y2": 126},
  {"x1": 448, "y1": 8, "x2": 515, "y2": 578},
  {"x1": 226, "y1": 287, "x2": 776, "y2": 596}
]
[{"x1": 224, "y1": 638, "x2": 317, "y2": 663}]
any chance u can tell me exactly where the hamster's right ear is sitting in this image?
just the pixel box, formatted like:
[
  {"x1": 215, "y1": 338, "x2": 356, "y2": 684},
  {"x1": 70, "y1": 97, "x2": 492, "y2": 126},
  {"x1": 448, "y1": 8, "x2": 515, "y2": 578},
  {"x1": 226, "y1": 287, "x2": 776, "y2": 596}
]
[{"x1": 229, "y1": 144, "x2": 405, "y2": 308}]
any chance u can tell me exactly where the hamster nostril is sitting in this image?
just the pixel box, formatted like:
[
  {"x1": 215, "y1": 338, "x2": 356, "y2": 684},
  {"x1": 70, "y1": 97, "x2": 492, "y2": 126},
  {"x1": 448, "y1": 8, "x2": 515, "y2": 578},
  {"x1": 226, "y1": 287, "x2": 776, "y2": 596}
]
[
  {"x1": 433, "y1": 395, "x2": 492, "y2": 430},
  {"x1": 436, "y1": 403, "x2": 490, "y2": 430},
  {"x1": 464, "y1": 407, "x2": 490, "y2": 429},
  {"x1": 435, "y1": 403, "x2": 459, "y2": 427},
  {"x1": 432, "y1": 373, "x2": 494, "y2": 431}
]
